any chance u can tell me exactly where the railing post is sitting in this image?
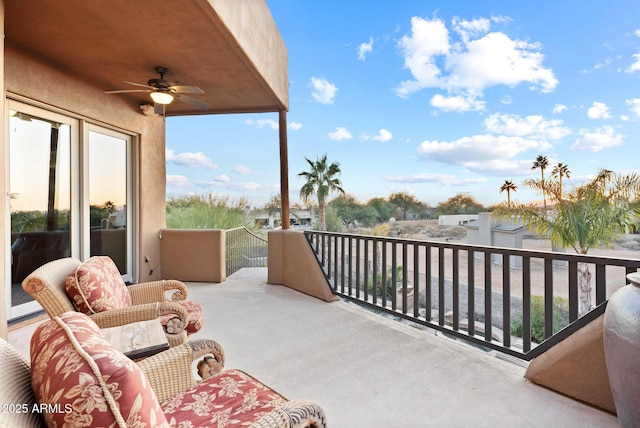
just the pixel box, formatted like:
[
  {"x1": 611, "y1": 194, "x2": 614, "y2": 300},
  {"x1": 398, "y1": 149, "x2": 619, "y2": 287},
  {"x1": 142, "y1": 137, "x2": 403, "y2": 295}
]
[
  {"x1": 544, "y1": 258, "x2": 554, "y2": 339},
  {"x1": 484, "y1": 251, "x2": 492, "y2": 342}
]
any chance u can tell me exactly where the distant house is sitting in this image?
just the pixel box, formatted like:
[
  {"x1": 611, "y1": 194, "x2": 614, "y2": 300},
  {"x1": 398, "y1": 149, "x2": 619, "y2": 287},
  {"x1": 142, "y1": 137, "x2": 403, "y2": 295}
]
[
  {"x1": 253, "y1": 209, "x2": 315, "y2": 229},
  {"x1": 438, "y1": 214, "x2": 478, "y2": 226},
  {"x1": 465, "y1": 212, "x2": 526, "y2": 267}
]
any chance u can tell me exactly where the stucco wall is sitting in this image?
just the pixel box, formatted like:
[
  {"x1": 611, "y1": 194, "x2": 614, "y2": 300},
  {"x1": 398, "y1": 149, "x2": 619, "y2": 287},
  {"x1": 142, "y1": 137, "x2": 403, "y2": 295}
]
[
  {"x1": 525, "y1": 314, "x2": 615, "y2": 414},
  {"x1": 2, "y1": 42, "x2": 167, "y2": 333},
  {"x1": 267, "y1": 229, "x2": 338, "y2": 302},
  {"x1": 160, "y1": 229, "x2": 226, "y2": 282},
  {"x1": 209, "y1": 0, "x2": 288, "y2": 110}
]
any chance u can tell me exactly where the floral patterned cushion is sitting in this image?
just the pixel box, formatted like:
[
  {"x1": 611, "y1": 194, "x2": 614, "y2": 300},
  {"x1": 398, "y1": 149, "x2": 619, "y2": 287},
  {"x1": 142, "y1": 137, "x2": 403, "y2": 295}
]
[
  {"x1": 162, "y1": 369, "x2": 287, "y2": 427},
  {"x1": 30, "y1": 312, "x2": 168, "y2": 428},
  {"x1": 159, "y1": 300, "x2": 204, "y2": 334},
  {"x1": 65, "y1": 256, "x2": 132, "y2": 314}
]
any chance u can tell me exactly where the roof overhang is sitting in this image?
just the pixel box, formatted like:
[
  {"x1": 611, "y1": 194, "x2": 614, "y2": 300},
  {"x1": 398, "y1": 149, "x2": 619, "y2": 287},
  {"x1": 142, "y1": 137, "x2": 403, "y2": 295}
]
[{"x1": 5, "y1": 0, "x2": 288, "y2": 116}]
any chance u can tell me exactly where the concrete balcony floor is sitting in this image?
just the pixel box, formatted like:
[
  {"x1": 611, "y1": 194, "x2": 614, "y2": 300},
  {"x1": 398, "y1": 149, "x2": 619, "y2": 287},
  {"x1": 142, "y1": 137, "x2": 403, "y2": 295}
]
[{"x1": 10, "y1": 268, "x2": 617, "y2": 427}]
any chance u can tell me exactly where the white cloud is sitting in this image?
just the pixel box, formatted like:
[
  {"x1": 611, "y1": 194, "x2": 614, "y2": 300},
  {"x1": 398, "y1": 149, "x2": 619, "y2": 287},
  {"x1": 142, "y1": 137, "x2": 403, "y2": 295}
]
[
  {"x1": 587, "y1": 102, "x2": 612, "y2": 119},
  {"x1": 581, "y1": 57, "x2": 612, "y2": 74},
  {"x1": 384, "y1": 172, "x2": 487, "y2": 186},
  {"x1": 196, "y1": 179, "x2": 267, "y2": 192},
  {"x1": 358, "y1": 37, "x2": 374, "y2": 60},
  {"x1": 373, "y1": 129, "x2": 393, "y2": 142},
  {"x1": 289, "y1": 121, "x2": 302, "y2": 130},
  {"x1": 463, "y1": 158, "x2": 537, "y2": 176},
  {"x1": 215, "y1": 174, "x2": 230, "y2": 183},
  {"x1": 166, "y1": 149, "x2": 217, "y2": 169},
  {"x1": 310, "y1": 77, "x2": 338, "y2": 104},
  {"x1": 571, "y1": 126, "x2": 624, "y2": 152},
  {"x1": 396, "y1": 16, "x2": 450, "y2": 97},
  {"x1": 431, "y1": 93, "x2": 485, "y2": 112},
  {"x1": 417, "y1": 134, "x2": 544, "y2": 166},
  {"x1": 395, "y1": 15, "x2": 557, "y2": 110},
  {"x1": 446, "y1": 32, "x2": 557, "y2": 92},
  {"x1": 552, "y1": 104, "x2": 567, "y2": 114},
  {"x1": 364, "y1": 129, "x2": 393, "y2": 142},
  {"x1": 166, "y1": 174, "x2": 190, "y2": 188},
  {"x1": 625, "y1": 53, "x2": 640, "y2": 73},
  {"x1": 231, "y1": 182, "x2": 263, "y2": 191},
  {"x1": 245, "y1": 118, "x2": 279, "y2": 130},
  {"x1": 484, "y1": 113, "x2": 571, "y2": 140},
  {"x1": 233, "y1": 165, "x2": 252, "y2": 175},
  {"x1": 452, "y1": 17, "x2": 491, "y2": 44},
  {"x1": 328, "y1": 127, "x2": 352, "y2": 140},
  {"x1": 626, "y1": 98, "x2": 640, "y2": 117}
]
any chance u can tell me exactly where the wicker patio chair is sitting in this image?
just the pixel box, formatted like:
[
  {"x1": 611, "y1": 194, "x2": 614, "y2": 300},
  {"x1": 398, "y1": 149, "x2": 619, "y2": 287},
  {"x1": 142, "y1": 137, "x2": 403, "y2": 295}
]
[
  {"x1": 8, "y1": 312, "x2": 326, "y2": 427},
  {"x1": 22, "y1": 256, "x2": 203, "y2": 347}
]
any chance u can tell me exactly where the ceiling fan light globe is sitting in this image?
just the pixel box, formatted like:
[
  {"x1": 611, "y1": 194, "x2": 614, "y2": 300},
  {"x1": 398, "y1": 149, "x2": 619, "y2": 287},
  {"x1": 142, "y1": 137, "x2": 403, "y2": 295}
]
[{"x1": 150, "y1": 92, "x2": 174, "y2": 105}]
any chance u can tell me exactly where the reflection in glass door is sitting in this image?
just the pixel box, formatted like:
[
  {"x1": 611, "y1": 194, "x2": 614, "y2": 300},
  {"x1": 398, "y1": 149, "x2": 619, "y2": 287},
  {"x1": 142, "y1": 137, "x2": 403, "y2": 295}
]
[
  {"x1": 88, "y1": 128, "x2": 132, "y2": 280},
  {"x1": 7, "y1": 102, "x2": 135, "y2": 320},
  {"x1": 9, "y1": 107, "x2": 74, "y2": 319}
]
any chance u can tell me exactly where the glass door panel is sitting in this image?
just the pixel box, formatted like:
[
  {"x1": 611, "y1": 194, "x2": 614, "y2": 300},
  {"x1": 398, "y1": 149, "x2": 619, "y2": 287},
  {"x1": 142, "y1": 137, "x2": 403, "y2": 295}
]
[
  {"x1": 88, "y1": 128, "x2": 131, "y2": 280},
  {"x1": 9, "y1": 107, "x2": 73, "y2": 317}
]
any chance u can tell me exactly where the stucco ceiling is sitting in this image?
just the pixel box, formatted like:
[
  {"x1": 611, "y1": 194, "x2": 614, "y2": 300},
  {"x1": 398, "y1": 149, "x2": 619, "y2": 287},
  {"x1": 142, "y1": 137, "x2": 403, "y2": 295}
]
[{"x1": 5, "y1": 0, "x2": 288, "y2": 116}]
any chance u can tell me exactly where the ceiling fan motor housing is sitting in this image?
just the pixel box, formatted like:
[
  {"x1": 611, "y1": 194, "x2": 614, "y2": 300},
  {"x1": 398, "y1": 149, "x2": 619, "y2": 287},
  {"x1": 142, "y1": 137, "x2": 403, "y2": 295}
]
[
  {"x1": 148, "y1": 66, "x2": 173, "y2": 89},
  {"x1": 147, "y1": 78, "x2": 173, "y2": 90}
]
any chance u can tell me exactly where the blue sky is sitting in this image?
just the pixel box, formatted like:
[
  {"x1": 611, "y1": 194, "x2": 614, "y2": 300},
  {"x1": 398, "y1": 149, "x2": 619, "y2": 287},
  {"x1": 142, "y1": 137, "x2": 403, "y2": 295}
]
[{"x1": 166, "y1": 1, "x2": 640, "y2": 210}]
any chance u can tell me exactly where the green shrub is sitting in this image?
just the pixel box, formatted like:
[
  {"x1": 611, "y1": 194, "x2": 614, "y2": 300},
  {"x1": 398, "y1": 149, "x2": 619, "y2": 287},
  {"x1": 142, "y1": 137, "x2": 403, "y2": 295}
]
[
  {"x1": 361, "y1": 266, "x2": 403, "y2": 298},
  {"x1": 511, "y1": 295, "x2": 569, "y2": 343},
  {"x1": 321, "y1": 206, "x2": 344, "y2": 232},
  {"x1": 166, "y1": 194, "x2": 254, "y2": 230}
]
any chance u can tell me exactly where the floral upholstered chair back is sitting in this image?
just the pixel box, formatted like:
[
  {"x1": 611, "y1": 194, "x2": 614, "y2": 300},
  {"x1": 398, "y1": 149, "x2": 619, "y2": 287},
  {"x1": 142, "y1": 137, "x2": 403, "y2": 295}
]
[
  {"x1": 30, "y1": 312, "x2": 169, "y2": 427},
  {"x1": 65, "y1": 256, "x2": 132, "y2": 314}
]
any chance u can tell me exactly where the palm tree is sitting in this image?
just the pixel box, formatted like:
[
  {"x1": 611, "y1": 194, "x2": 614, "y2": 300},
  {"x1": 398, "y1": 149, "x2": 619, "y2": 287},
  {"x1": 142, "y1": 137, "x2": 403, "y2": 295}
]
[
  {"x1": 298, "y1": 154, "x2": 345, "y2": 231},
  {"x1": 551, "y1": 163, "x2": 571, "y2": 197},
  {"x1": 532, "y1": 155, "x2": 550, "y2": 213},
  {"x1": 102, "y1": 200, "x2": 116, "y2": 215},
  {"x1": 495, "y1": 169, "x2": 640, "y2": 315},
  {"x1": 499, "y1": 180, "x2": 517, "y2": 206}
]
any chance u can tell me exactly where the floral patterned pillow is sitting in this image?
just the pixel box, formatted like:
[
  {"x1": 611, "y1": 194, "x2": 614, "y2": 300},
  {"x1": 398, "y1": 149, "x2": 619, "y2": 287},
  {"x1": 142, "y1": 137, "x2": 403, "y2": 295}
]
[
  {"x1": 65, "y1": 256, "x2": 132, "y2": 314},
  {"x1": 30, "y1": 312, "x2": 169, "y2": 428}
]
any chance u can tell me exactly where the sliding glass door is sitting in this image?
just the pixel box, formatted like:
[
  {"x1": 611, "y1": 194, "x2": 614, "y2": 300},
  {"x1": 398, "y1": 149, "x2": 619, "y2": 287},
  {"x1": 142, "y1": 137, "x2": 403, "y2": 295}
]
[
  {"x1": 7, "y1": 100, "x2": 134, "y2": 320},
  {"x1": 87, "y1": 126, "x2": 132, "y2": 279}
]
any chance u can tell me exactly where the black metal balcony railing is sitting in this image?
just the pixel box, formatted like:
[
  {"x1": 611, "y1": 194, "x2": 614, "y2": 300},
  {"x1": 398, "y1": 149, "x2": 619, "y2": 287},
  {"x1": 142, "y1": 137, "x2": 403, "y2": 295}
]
[
  {"x1": 225, "y1": 227, "x2": 268, "y2": 276},
  {"x1": 305, "y1": 230, "x2": 640, "y2": 361}
]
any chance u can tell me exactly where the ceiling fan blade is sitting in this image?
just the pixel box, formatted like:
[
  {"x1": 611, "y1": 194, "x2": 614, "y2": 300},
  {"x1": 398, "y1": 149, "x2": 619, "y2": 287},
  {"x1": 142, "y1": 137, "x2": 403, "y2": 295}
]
[
  {"x1": 123, "y1": 81, "x2": 156, "y2": 89},
  {"x1": 104, "y1": 89, "x2": 151, "y2": 94},
  {"x1": 173, "y1": 93, "x2": 211, "y2": 110},
  {"x1": 170, "y1": 85, "x2": 204, "y2": 94}
]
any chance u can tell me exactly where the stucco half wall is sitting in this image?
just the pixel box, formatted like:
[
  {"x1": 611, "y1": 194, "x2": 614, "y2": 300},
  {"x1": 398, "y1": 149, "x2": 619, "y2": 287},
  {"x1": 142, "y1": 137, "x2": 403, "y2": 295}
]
[
  {"x1": 160, "y1": 229, "x2": 226, "y2": 283},
  {"x1": 267, "y1": 230, "x2": 338, "y2": 303},
  {"x1": 524, "y1": 314, "x2": 616, "y2": 414}
]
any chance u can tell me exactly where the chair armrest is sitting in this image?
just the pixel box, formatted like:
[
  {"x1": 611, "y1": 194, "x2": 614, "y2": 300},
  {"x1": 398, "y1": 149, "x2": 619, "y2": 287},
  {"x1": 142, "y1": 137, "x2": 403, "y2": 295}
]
[
  {"x1": 89, "y1": 301, "x2": 188, "y2": 336},
  {"x1": 137, "y1": 339, "x2": 225, "y2": 403},
  {"x1": 251, "y1": 400, "x2": 327, "y2": 428},
  {"x1": 128, "y1": 279, "x2": 188, "y2": 304},
  {"x1": 89, "y1": 302, "x2": 162, "y2": 328}
]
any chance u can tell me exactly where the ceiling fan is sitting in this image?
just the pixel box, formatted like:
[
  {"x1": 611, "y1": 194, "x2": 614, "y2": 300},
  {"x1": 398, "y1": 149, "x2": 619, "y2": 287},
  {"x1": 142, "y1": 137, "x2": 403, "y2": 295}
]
[{"x1": 105, "y1": 66, "x2": 211, "y2": 114}]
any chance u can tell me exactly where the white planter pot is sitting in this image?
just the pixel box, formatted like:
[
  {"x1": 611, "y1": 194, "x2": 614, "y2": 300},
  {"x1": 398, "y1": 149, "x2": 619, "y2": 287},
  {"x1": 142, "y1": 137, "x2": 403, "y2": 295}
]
[{"x1": 603, "y1": 272, "x2": 640, "y2": 426}]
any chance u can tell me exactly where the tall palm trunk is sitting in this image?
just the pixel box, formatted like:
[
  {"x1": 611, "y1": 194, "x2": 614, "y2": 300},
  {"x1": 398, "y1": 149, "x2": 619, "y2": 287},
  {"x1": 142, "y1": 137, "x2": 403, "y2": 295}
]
[
  {"x1": 318, "y1": 202, "x2": 326, "y2": 231},
  {"x1": 578, "y1": 262, "x2": 592, "y2": 316},
  {"x1": 541, "y1": 169, "x2": 547, "y2": 215}
]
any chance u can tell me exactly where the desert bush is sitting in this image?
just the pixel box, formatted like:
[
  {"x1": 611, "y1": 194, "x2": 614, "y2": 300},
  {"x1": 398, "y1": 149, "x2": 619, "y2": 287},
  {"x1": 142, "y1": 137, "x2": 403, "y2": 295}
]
[
  {"x1": 166, "y1": 194, "x2": 254, "y2": 230},
  {"x1": 511, "y1": 295, "x2": 569, "y2": 343}
]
